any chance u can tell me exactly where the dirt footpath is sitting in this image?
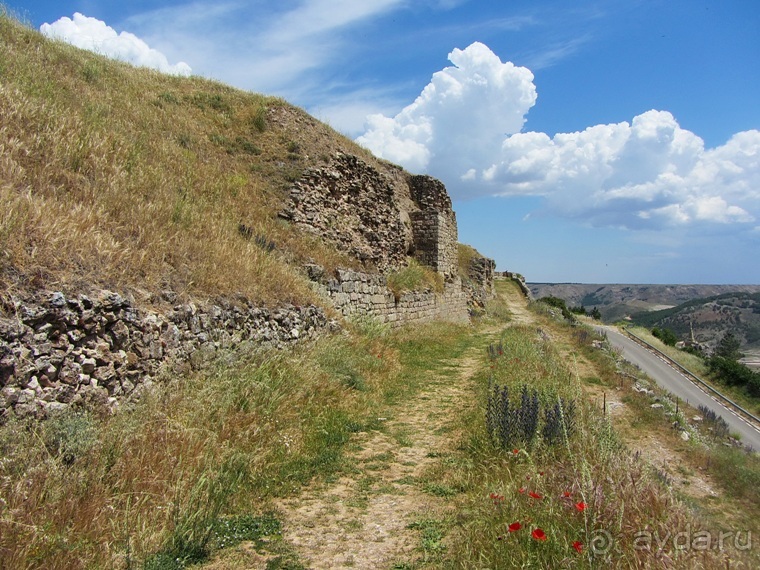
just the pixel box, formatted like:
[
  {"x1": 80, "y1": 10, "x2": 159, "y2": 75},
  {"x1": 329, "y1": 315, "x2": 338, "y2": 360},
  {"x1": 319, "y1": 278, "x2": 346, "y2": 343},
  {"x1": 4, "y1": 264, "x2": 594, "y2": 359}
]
[{"x1": 276, "y1": 330, "x2": 498, "y2": 569}]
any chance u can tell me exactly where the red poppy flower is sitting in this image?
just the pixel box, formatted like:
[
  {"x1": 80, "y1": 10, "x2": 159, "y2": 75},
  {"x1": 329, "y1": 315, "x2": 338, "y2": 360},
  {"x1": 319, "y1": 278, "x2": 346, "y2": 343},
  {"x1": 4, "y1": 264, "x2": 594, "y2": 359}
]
[
  {"x1": 531, "y1": 528, "x2": 547, "y2": 541},
  {"x1": 528, "y1": 491, "x2": 543, "y2": 500},
  {"x1": 562, "y1": 491, "x2": 572, "y2": 498},
  {"x1": 513, "y1": 449, "x2": 519, "y2": 454},
  {"x1": 508, "y1": 522, "x2": 522, "y2": 532},
  {"x1": 575, "y1": 501, "x2": 587, "y2": 512},
  {"x1": 518, "y1": 487, "x2": 526, "y2": 494},
  {"x1": 572, "y1": 541, "x2": 583, "y2": 553}
]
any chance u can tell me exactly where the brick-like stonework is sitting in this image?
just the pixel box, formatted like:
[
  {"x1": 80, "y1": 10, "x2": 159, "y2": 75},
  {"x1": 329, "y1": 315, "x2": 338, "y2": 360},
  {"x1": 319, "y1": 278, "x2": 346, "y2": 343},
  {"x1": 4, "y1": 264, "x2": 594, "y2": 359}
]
[
  {"x1": 409, "y1": 175, "x2": 459, "y2": 280},
  {"x1": 306, "y1": 266, "x2": 469, "y2": 327}
]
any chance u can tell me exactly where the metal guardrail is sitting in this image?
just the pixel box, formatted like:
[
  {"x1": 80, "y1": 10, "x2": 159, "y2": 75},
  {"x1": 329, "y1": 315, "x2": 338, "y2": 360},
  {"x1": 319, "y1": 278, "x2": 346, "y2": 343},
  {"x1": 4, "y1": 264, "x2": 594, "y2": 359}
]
[{"x1": 623, "y1": 327, "x2": 760, "y2": 428}]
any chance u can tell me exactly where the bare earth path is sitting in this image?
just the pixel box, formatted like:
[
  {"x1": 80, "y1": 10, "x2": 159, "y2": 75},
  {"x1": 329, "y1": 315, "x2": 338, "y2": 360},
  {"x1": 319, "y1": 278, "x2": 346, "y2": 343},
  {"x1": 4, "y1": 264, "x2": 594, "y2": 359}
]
[
  {"x1": 275, "y1": 325, "x2": 501, "y2": 569},
  {"x1": 271, "y1": 279, "x2": 532, "y2": 568}
]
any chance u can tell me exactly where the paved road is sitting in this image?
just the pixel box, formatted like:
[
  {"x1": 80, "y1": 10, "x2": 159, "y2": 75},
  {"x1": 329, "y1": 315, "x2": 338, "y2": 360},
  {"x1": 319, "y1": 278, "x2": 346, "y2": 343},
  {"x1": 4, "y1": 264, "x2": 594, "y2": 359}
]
[{"x1": 598, "y1": 326, "x2": 760, "y2": 451}]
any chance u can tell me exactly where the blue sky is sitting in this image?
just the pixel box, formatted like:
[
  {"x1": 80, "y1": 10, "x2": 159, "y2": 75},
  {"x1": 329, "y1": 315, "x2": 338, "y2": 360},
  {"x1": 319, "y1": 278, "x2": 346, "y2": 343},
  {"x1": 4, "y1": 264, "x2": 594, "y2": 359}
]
[{"x1": 5, "y1": 0, "x2": 760, "y2": 284}]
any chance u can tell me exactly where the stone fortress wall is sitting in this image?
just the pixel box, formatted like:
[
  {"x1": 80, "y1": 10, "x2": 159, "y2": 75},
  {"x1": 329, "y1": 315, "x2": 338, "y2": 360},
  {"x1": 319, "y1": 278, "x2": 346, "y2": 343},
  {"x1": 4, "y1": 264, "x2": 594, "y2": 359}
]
[
  {"x1": 282, "y1": 153, "x2": 495, "y2": 325},
  {"x1": 1, "y1": 152, "x2": 496, "y2": 420},
  {"x1": 305, "y1": 266, "x2": 469, "y2": 328},
  {"x1": 408, "y1": 175, "x2": 459, "y2": 280}
]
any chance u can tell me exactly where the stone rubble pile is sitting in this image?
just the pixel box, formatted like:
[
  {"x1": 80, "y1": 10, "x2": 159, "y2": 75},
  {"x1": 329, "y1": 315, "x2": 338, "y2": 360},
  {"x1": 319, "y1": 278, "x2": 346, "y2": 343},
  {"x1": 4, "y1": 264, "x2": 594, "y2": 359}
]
[{"x1": 0, "y1": 290, "x2": 331, "y2": 421}]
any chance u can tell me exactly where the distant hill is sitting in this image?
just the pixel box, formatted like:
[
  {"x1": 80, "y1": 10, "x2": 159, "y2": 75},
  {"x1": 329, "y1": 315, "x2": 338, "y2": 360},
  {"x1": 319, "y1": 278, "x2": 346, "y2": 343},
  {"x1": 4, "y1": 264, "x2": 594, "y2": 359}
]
[
  {"x1": 529, "y1": 283, "x2": 760, "y2": 321},
  {"x1": 529, "y1": 283, "x2": 760, "y2": 362},
  {"x1": 629, "y1": 292, "x2": 760, "y2": 356}
]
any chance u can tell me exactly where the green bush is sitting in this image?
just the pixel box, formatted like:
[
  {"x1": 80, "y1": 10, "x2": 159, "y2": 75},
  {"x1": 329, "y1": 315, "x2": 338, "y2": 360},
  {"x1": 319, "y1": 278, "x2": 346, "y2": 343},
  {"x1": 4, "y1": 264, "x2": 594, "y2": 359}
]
[
  {"x1": 652, "y1": 326, "x2": 678, "y2": 346},
  {"x1": 536, "y1": 296, "x2": 575, "y2": 322},
  {"x1": 709, "y1": 356, "x2": 758, "y2": 389}
]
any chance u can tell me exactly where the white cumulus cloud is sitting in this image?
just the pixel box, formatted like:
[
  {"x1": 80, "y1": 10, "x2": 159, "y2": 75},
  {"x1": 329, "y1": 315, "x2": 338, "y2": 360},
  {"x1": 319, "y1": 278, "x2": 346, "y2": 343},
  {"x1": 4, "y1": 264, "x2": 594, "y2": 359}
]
[
  {"x1": 358, "y1": 42, "x2": 760, "y2": 231},
  {"x1": 41, "y1": 13, "x2": 192, "y2": 76},
  {"x1": 357, "y1": 42, "x2": 537, "y2": 178}
]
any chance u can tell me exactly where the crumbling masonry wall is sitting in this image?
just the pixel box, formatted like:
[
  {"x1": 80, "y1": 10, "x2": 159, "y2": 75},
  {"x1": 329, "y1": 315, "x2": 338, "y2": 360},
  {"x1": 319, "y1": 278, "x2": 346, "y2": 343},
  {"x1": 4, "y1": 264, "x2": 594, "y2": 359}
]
[
  {"x1": 280, "y1": 153, "x2": 411, "y2": 271},
  {"x1": 282, "y1": 153, "x2": 492, "y2": 324},
  {"x1": 408, "y1": 175, "x2": 459, "y2": 280},
  {"x1": 0, "y1": 290, "x2": 330, "y2": 421}
]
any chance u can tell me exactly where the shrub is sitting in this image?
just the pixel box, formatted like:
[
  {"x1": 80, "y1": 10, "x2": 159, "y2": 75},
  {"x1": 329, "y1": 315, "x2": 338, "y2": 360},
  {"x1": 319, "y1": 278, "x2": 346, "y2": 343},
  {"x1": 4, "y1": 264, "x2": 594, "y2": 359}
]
[
  {"x1": 709, "y1": 355, "x2": 758, "y2": 390},
  {"x1": 536, "y1": 296, "x2": 575, "y2": 322},
  {"x1": 652, "y1": 327, "x2": 678, "y2": 346}
]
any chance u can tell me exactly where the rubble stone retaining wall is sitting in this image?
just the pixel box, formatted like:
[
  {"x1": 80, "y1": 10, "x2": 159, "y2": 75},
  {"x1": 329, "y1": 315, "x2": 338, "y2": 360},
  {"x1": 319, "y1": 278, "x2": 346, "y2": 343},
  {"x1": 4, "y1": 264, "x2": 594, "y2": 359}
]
[
  {"x1": 280, "y1": 153, "x2": 411, "y2": 271},
  {"x1": 0, "y1": 290, "x2": 330, "y2": 421}
]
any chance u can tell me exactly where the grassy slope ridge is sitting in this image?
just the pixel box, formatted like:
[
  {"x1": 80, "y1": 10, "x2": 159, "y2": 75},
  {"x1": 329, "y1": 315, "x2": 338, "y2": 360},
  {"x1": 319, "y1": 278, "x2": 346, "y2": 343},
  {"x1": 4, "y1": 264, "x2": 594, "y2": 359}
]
[{"x1": 0, "y1": 11, "x2": 390, "y2": 306}]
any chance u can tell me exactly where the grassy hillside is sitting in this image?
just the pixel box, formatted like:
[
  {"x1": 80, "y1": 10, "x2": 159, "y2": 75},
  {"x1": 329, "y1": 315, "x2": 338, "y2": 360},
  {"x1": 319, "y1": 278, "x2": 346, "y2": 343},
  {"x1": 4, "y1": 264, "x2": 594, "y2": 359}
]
[
  {"x1": 3, "y1": 12, "x2": 758, "y2": 570},
  {"x1": 0, "y1": 11, "x2": 392, "y2": 307}
]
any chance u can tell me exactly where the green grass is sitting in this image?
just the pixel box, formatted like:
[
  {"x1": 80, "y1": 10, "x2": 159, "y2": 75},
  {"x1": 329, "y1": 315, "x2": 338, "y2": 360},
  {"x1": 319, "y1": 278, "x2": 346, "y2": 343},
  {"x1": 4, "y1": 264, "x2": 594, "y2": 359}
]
[
  {"x1": 407, "y1": 518, "x2": 448, "y2": 560},
  {"x1": 386, "y1": 258, "x2": 445, "y2": 300}
]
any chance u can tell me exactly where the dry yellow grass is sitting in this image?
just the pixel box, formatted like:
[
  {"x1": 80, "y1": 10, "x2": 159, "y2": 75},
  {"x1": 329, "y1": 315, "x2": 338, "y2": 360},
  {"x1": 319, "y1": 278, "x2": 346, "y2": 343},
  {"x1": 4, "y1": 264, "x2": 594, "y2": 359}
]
[{"x1": 0, "y1": 12, "x2": 373, "y2": 306}]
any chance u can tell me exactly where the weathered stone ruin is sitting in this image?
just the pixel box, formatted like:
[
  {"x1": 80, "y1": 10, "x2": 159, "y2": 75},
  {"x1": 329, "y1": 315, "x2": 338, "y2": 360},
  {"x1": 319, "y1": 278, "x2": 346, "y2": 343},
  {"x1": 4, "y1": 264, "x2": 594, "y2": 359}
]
[
  {"x1": 0, "y1": 290, "x2": 330, "y2": 421},
  {"x1": 281, "y1": 152, "x2": 495, "y2": 325},
  {"x1": 281, "y1": 153, "x2": 411, "y2": 271},
  {"x1": 1, "y1": 152, "x2": 495, "y2": 420}
]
